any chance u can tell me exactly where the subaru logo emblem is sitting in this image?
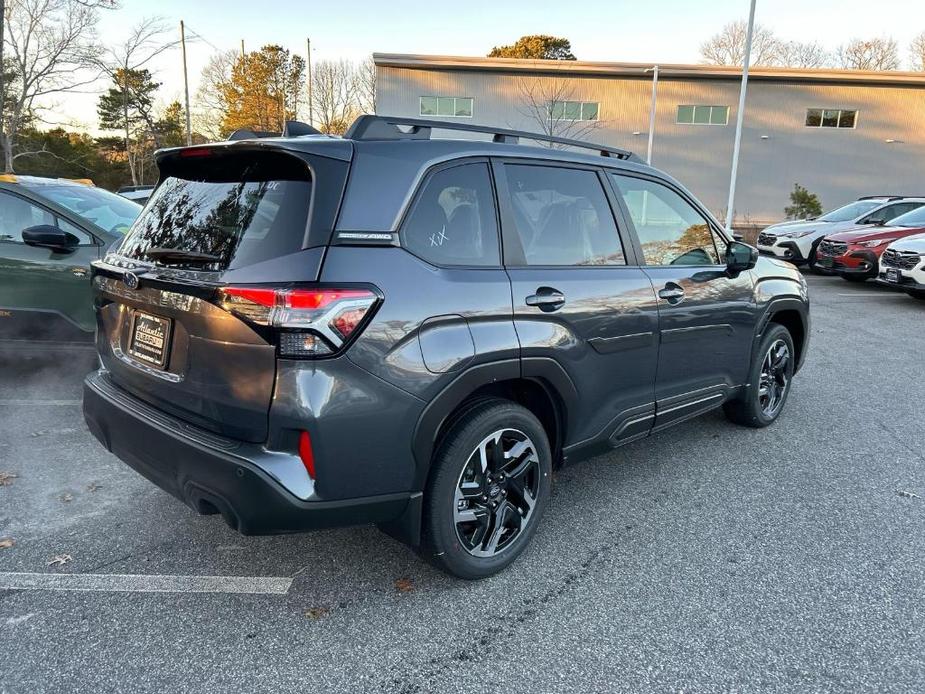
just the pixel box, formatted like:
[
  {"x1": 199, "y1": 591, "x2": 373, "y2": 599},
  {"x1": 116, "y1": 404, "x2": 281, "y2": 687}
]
[{"x1": 123, "y1": 272, "x2": 139, "y2": 290}]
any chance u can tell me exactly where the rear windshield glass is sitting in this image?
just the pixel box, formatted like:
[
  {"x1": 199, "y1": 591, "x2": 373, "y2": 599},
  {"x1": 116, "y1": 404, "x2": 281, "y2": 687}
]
[
  {"x1": 25, "y1": 183, "x2": 141, "y2": 235},
  {"x1": 116, "y1": 151, "x2": 312, "y2": 270},
  {"x1": 818, "y1": 200, "x2": 880, "y2": 223}
]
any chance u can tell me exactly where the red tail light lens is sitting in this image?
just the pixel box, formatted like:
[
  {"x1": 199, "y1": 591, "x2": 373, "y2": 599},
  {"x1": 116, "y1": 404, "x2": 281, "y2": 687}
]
[{"x1": 217, "y1": 286, "x2": 378, "y2": 357}]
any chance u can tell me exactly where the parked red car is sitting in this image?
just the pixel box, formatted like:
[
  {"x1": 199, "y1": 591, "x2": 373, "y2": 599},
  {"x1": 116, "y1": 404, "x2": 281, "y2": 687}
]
[{"x1": 815, "y1": 205, "x2": 925, "y2": 282}]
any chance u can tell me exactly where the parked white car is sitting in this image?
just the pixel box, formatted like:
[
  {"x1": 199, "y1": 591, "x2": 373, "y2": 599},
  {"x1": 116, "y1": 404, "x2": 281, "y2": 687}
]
[
  {"x1": 878, "y1": 233, "x2": 925, "y2": 300},
  {"x1": 756, "y1": 197, "x2": 925, "y2": 267}
]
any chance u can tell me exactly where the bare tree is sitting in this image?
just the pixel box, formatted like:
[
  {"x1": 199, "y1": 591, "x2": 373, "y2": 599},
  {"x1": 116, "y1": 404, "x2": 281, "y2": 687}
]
[
  {"x1": 310, "y1": 59, "x2": 357, "y2": 135},
  {"x1": 837, "y1": 37, "x2": 900, "y2": 71},
  {"x1": 700, "y1": 21, "x2": 782, "y2": 66},
  {"x1": 194, "y1": 50, "x2": 236, "y2": 141},
  {"x1": 910, "y1": 32, "x2": 925, "y2": 71},
  {"x1": 2, "y1": 0, "x2": 106, "y2": 171},
  {"x1": 778, "y1": 41, "x2": 831, "y2": 69},
  {"x1": 516, "y1": 76, "x2": 600, "y2": 145},
  {"x1": 355, "y1": 56, "x2": 376, "y2": 115},
  {"x1": 95, "y1": 17, "x2": 178, "y2": 184}
]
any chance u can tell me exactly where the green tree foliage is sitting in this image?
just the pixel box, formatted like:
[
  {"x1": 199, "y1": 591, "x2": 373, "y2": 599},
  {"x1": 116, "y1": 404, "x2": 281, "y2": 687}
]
[
  {"x1": 784, "y1": 184, "x2": 823, "y2": 220},
  {"x1": 489, "y1": 35, "x2": 576, "y2": 60},
  {"x1": 155, "y1": 101, "x2": 187, "y2": 148},
  {"x1": 219, "y1": 45, "x2": 305, "y2": 135},
  {"x1": 13, "y1": 128, "x2": 129, "y2": 190},
  {"x1": 97, "y1": 68, "x2": 162, "y2": 184}
]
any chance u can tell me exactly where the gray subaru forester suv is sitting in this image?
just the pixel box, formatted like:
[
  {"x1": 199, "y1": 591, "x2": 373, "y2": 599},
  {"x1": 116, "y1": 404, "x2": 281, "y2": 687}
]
[{"x1": 83, "y1": 115, "x2": 810, "y2": 579}]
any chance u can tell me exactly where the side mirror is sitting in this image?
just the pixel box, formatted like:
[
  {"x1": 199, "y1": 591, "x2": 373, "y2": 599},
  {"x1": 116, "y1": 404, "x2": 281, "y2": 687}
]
[
  {"x1": 726, "y1": 240, "x2": 758, "y2": 274},
  {"x1": 21, "y1": 224, "x2": 79, "y2": 252},
  {"x1": 732, "y1": 232, "x2": 744, "y2": 242}
]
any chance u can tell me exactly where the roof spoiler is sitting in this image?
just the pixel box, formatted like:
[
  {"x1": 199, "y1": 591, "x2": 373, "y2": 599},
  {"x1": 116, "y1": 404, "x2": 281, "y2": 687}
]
[
  {"x1": 227, "y1": 120, "x2": 323, "y2": 141},
  {"x1": 344, "y1": 115, "x2": 641, "y2": 162}
]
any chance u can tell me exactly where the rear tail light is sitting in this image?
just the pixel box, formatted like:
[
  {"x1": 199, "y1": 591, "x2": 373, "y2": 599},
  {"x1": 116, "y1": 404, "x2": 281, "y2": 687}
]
[{"x1": 218, "y1": 286, "x2": 379, "y2": 357}]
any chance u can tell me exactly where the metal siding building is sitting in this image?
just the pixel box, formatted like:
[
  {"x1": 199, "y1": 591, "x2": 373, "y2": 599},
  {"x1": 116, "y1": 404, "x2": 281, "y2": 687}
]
[{"x1": 374, "y1": 54, "x2": 925, "y2": 224}]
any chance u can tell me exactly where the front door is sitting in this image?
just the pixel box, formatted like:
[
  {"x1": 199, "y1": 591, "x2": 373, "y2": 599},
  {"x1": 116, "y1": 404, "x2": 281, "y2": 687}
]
[
  {"x1": 494, "y1": 160, "x2": 660, "y2": 456},
  {"x1": 0, "y1": 190, "x2": 99, "y2": 340},
  {"x1": 609, "y1": 173, "x2": 756, "y2": 430}
]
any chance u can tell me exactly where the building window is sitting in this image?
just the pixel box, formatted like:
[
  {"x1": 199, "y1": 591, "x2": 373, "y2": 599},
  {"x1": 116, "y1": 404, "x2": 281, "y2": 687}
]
[
  {"x1": 676, "y1": 105, "x2": 729, "y2": 125},
  {"x1": 805, "y1": 109, "x2": 857, "y2": 128},
  {"x1": 419, "y1": 96, "x2": 473, "y2": 118},
  {"x1": 549, "y1": 101, "x2": 599, "y2": 121}
]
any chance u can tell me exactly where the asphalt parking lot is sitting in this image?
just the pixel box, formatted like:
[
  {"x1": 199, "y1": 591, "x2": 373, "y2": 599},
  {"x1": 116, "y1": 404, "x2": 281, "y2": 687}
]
[{"x1": 1, "y1": 273, "x2": 923, "y2": 694}]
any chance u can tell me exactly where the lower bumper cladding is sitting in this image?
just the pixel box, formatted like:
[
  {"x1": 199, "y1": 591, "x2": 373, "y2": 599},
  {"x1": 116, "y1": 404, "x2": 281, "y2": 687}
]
[{"x1": 83, "y1": 371, "x2": 411, "y2": 535}]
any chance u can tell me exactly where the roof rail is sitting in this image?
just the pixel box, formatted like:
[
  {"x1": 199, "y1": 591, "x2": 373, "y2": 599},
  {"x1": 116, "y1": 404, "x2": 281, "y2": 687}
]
[
  {"x1": 227, "y1": 120, "x2": 322, "y2": 141},
  {"x1": 858, "y1": 195, "x2": 902, "y2": 200},
  {"x1": 344, "y1": 115, "x2": 641, "y2": 162}
]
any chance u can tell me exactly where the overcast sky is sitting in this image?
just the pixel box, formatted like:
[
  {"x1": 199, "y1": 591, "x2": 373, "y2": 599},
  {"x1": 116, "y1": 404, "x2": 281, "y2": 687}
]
[{"x1": 53, "y1": 0, "x2": 925, "y2": 132}]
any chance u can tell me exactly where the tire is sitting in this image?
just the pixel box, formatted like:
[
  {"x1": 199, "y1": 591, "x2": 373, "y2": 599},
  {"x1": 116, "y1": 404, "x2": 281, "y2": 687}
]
[
  {"x1": 421, "y1": 398, "x2": 552, "y2": 579},
  {"x1": 908, "y1": 290, "x2": 925, "y2": 301},
  {"x1": 807, "y1": 239, "x2": 823, "y2": 273},
  {"x1": 724, "y1": 324, "x2": 796, "y2": 428}
]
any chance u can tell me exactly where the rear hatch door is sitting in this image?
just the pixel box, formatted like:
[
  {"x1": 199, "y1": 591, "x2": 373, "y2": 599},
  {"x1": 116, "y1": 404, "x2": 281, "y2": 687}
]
[{"x1": 92, "y1": 141, "x2": 351, "y2": 442}]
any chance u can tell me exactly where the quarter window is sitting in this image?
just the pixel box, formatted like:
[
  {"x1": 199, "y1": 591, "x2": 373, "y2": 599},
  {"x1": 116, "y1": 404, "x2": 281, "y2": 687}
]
[
  {"x1": 549, "y1": 101, "x2": 600, "y2": 121},
  {"x1": 677, "y1": 105, "x2": 729, "y2": 125},
  {"x1": 420, "y1": 96, "x2": 474, "y2": 118},
  {"x1": 501, "y1": 165, "x2": 625, "y2": 267},
  {"x1": 401, "y1": 163, "x2": 499, "y2": 266},
  {"x1": 805, "y1": 109, "x2": 857, "y2": 128},
  {"x1": 611, "y1": 175, "x2": 723, "y2": 266},
  {"x1": 0, "y1": 191, "x2": 56, "y2": 243}
]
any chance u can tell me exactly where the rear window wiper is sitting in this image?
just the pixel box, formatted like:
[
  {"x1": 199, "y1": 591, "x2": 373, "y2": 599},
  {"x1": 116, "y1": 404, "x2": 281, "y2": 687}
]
[{"x1": 143, "y1": 247, "x2": 222, "y2": 265}]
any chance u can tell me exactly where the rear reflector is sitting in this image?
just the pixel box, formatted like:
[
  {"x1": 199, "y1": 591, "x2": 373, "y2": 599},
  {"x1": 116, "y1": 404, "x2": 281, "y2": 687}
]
[{"x1": 298, "y1": 431, "x2": 316, "y2": 479}]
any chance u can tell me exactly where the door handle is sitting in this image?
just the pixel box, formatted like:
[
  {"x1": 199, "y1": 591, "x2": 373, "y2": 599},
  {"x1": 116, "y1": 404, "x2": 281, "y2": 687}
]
[
  {"x1": 525, "y1": 287, "x2": 566, "y2": 312},
  {"x1": 658, "y1": 283, "x2": 685, "y2": 303}
]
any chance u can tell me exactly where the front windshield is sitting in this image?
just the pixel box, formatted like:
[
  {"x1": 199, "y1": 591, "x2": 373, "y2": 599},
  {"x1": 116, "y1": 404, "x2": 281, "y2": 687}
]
[
  {"x1": 818, "y1": 200, "x2": 882, "y2": 223},
  {"x1": 26, "y1": 183, "x2": 142, "y2": 235},
  {"x1": 888, "y1": 206, "x2": 925, "y2": 228}
]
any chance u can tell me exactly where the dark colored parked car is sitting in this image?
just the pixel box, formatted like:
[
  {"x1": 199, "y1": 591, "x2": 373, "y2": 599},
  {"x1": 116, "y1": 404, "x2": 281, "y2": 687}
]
[
  {"x1": 0, "y1": 175, "x2": 141, "y2": 342},
  {"x1": 83, "y1": 116, "x2": 810, "y2": 578}
]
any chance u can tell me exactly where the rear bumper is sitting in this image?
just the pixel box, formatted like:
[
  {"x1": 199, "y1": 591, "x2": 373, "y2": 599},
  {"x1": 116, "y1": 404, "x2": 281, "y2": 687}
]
[{"x1": 83, "y1": 371, "x2": 412, "y2": 535}]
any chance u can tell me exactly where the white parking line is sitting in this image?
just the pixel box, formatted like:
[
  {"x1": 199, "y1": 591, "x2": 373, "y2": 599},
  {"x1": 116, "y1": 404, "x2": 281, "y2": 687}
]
[
  {"x1": 0, "y1": 399, "x2": 81, "y2": 406},
  {"x1": 835, "y1": 292, "x2": 894, "y2": 297},
  {"x1": 0, "y1": 572, "x2": 293, "y2": 594}
]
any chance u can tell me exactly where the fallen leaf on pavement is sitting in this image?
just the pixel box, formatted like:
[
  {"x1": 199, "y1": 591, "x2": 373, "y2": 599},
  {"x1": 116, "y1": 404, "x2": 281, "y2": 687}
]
[
  {"x1": 47, "y1": 554, "x2": 72, "y2": 566},
  {"x1": 304, "y1": 607, "x2": 330, "y2": 620},
  {"x1": 394, "y1": 577, "x2": 415, "y2": 593},
  {"x1": 0, "y1": 472, "x2": 17, "y2": 486},
  {"x1": 897, "y1": 490, "x2": 920, "y2": 499},
  {"x1": 59, "y1": 493, "x2": 74, "y2": 503},
  {"x1": 86, "y1": 483, "x2": 101, "y2": 492},
  {"x1": 0, "y1": 538, "x2": 15, "y2": 549}
]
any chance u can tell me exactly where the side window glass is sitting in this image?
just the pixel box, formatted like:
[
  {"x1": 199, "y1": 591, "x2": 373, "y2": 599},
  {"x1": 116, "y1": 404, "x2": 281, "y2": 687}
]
[
  {"x1": 0, "y1": 191, "x2": 55, "y2": 242},
  {"x1": 502, "y1": 164, "x2": 625, "y2": 266},
  {"x1": 401, "y1": 162, "x2": 499, "y2": 267},
  {"x1": 611, "y1": 175, "x2": 722, "y2": 266},
  {"x1": 56, "y1": 217, "x2": 94, "y2": 245}
]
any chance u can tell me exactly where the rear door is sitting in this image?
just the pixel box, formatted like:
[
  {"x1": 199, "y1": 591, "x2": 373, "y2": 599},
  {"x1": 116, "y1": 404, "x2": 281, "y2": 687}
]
[
  {"x1": 94, "y1": 147, "x2": 348, "y2": 442},
  {"x1": 0, "y1": 190, "x2": 100, "y2": 340},
  {"x1": 495, "y1": 160, "x2": 660, "y2": 452},
  {"x1": 609, "y1": 173, "x2": 756, "y2": 430}
]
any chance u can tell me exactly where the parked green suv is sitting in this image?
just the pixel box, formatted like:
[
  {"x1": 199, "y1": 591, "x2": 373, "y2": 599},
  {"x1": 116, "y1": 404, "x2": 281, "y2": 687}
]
[{"x1": 0, "y1": 175, "x2": 142, "y2": 342}]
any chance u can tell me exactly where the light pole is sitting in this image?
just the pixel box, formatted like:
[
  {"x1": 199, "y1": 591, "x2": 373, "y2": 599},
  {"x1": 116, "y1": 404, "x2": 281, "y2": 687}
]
[
  {"x1": 306, "y1": 37, "x2": 313, "y2": 126},
  {"x1": 724, "y1": 0, "x2": 757, "y2": 234},
  {"x1": 645, "y1": 65, "x2": 659, "y2": 165},
  {"x1": 180, "y1": 20, "x2": 192, "y2": 146}
]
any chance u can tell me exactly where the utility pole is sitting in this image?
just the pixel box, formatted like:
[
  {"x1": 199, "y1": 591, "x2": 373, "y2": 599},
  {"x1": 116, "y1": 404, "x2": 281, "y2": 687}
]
[
  {"x1": 240, "y1": 40, "x2": 245, "y2": 60},
  {"x1": 306, "y1": 37, "x2": 313, "y2": 125},
  {"x1": 0, "y1": 0, "x2": 6, "y2": 170},
  {"x1": 180, "y1": 20, "x2": 192, "y2": 146},
  {"x1": 724, "y1": 0, "x2": 757, "y2": 234},
  {"x1": 645, "y1": 65, "x2": 659, "y2": 165}
]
